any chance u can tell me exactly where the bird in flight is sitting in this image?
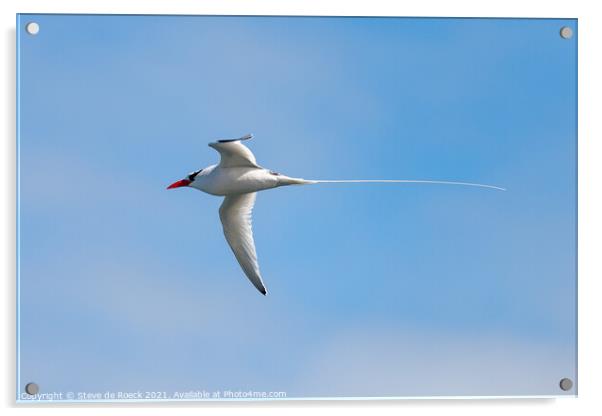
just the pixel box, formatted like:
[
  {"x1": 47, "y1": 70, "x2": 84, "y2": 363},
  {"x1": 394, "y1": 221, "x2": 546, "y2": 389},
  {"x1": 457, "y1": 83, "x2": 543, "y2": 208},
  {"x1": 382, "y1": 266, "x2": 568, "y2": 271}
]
[{"x1": 167, "y1": 134, "x2": 505, "y2": 295}]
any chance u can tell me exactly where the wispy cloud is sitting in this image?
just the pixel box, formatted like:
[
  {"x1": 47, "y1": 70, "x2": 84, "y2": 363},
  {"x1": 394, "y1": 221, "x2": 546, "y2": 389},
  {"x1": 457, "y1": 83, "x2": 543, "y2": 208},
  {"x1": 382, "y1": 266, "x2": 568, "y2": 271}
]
[{"x1": 294, "y1": 325, "x2": 575, "y2": 397}]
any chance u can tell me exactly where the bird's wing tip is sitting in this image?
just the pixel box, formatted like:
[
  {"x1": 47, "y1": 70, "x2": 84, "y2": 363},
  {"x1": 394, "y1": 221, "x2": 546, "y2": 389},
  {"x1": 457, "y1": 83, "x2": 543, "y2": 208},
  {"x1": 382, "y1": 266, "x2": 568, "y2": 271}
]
[{"x1": 216, "y1": 133, "x2": 254, "y2": 143}]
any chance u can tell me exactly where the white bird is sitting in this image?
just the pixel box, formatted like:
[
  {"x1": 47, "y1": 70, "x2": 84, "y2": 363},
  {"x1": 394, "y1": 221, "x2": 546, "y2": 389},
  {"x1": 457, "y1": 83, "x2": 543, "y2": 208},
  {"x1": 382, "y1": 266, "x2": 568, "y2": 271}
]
[{"x1": 167, "y1": 134, "x2": 505, "y2": 295}]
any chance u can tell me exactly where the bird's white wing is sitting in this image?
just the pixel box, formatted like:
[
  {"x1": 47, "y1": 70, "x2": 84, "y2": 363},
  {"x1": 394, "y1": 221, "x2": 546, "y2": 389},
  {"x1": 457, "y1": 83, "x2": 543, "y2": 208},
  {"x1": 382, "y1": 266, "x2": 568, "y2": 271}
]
[
  {"x1": 209, "y1": 134, "x2": 260, "y2": 168},
  {"x1": 219, "y1": 192, "x2": 267, "y2": 295}
]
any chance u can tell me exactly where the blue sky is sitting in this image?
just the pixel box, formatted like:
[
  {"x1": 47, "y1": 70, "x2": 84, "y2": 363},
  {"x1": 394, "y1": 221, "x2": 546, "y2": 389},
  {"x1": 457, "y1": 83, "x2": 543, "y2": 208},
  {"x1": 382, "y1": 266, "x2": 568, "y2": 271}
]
[{"x1": 17, "y1": 15, "x2": 577, "y2": 399}]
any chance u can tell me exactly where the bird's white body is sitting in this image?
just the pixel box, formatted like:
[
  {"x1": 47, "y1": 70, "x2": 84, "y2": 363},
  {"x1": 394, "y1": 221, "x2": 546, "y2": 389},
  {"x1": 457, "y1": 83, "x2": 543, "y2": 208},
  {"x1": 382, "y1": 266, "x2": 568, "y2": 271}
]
[
  {"x1": 191, "y1": 164, "x2": 307, "y2": 196},
  {"x1": 168, "y1": 134, "x2": 504, "y2": 295}
]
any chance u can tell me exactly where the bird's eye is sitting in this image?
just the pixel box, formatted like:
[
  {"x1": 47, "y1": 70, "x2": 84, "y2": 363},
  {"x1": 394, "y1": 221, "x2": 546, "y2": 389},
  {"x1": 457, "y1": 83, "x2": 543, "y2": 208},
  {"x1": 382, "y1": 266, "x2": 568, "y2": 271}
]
[{"x1": 188, "y1": 169, "x2": 202, "y2": 181}]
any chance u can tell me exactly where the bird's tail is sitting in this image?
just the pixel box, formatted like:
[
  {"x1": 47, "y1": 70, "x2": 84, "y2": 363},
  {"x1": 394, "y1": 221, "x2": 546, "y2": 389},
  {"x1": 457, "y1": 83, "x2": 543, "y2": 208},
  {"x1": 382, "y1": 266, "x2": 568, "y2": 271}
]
[{"x1": 292, "y1": 178, "x2": 506, "y2": 191}]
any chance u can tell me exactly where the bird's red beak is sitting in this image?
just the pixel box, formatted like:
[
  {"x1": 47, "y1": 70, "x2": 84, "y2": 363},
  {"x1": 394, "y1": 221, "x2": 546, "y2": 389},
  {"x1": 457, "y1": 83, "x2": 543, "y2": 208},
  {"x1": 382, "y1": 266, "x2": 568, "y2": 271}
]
[{"x1": 166, "y1": 179, "x2": 191, "y2": 189}]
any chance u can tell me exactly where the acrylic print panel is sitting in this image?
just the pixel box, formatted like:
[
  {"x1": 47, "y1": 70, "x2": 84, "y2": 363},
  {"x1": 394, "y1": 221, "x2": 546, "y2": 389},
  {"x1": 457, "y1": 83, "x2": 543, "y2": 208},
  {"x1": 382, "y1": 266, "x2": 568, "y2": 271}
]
[{"x1": 16, "y1": 14, "x2": 577, "y2": 402}]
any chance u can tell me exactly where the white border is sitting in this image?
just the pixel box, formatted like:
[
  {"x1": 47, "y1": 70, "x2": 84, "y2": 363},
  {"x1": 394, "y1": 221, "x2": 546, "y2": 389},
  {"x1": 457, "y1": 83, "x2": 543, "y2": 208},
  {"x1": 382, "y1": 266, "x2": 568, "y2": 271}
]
[{"x1": 3, "y1": 1, "x2": 601, "y2": 415}]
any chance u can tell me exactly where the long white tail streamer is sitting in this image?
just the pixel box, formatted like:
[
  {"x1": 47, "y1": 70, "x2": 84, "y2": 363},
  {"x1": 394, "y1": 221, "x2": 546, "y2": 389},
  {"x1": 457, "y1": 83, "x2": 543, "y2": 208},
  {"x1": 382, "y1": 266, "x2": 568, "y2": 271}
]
[{"x1": 307, "y1": 179, "x2": 506, "y2": 191}]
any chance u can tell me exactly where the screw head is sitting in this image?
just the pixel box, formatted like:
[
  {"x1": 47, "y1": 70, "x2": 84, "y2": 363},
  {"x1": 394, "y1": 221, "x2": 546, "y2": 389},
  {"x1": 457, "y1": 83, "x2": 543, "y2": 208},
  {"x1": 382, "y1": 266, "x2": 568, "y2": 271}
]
[
  {"x1": 25, "y1": 22, "x2": 40, "y2": 35},
  {"x1": 559, "y1": 378, "x2": 573, "y2": 391},
  {"x1": 24, "y1": 382, "x2": 39, "y2": 395},
  {"x1": 560, "y1": 26, "x2": 573, "y2": 39}
]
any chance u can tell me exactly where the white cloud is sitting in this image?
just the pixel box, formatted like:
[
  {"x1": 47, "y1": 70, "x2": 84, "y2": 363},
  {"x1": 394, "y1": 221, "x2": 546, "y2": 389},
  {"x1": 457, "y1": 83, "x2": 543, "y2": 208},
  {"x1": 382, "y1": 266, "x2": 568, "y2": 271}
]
[{"x1": 293, "y1": 325, "x2": 575, "y2": 397}]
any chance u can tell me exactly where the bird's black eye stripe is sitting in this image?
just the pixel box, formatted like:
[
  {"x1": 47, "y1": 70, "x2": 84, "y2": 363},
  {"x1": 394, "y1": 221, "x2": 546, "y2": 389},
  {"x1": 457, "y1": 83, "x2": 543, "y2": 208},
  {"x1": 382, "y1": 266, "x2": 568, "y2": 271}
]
[{"x1": 188, "y1": 169, "x2": 202, "y2": 181}]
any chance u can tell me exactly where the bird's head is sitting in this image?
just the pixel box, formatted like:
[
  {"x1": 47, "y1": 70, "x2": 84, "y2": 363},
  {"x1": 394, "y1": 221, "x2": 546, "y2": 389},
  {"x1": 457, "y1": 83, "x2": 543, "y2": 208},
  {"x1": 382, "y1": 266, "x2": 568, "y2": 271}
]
[{"x1": 167, "y1": 168, "x2": 203, "y2": 190}]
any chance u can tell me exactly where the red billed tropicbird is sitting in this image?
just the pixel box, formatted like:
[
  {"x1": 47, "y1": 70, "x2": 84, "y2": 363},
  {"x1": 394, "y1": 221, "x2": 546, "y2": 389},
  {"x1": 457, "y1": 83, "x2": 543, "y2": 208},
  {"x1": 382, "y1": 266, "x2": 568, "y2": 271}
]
[{"x1": 167, "y1": 134, "x2": 505, "y2": 295}]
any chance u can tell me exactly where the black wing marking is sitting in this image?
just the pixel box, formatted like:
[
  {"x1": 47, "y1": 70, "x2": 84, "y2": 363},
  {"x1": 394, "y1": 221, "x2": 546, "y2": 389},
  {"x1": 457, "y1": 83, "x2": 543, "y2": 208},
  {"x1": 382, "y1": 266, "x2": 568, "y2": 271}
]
[{"x1": 217, "y1": 133, "x2": 254, "y2": 143}]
